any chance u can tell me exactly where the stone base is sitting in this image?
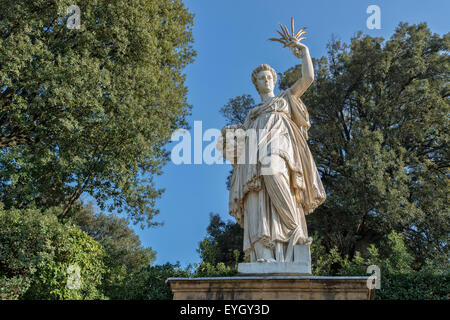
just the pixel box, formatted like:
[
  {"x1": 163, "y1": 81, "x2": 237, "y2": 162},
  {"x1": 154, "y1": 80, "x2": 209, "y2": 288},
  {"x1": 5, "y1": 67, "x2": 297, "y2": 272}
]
[
  {"x1": 238, "y1": 245, "x2": 312, "y2": 275},
  {"x1": 238, "y1": 262, "x2": 311, "y2": 275},
  {"x1": 167, "y1": 276, "x2": 375, "y2": 300}
]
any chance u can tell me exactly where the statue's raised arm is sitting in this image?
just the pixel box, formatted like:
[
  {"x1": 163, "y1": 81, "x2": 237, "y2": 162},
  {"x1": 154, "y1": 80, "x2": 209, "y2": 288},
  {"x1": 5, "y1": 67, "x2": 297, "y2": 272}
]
[
  {"x1": 286, "y1": 40, "x2": 314, "y2": 98},
  {"x1": 269, "y1": 18, "x2": 314, "y2": 98}
]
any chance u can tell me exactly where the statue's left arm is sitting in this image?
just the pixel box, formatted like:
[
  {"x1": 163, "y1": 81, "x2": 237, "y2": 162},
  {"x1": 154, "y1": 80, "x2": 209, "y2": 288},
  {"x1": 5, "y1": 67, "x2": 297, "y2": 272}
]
[{"x1": 287, "y1": 41, "x2": 314, "y2": 98}]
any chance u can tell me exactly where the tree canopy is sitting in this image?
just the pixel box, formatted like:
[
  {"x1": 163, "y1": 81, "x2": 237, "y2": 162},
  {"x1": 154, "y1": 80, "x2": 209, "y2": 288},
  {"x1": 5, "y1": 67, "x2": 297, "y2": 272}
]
[
  {"x1": 0, "y1": 0, "x2": 196, "y2": 300},
  {"x1": 0, "y1": 204, "x2": 107, "y2": 299},
  {"x1": 197, "y1": 213, "x2": 244, "y2": 268},
  {"x1": 72, "y1": 203, "x2": 156, "y2": 299},
  {"x1": 0, "y1": 0, "x2": 196, "y2": 226}
]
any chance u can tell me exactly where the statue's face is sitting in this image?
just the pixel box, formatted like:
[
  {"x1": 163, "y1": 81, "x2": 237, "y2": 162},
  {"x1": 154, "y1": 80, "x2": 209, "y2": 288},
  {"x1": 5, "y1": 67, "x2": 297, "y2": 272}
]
[{"x1": 255, "y1": 70, "x2": 275, "y2": 94}]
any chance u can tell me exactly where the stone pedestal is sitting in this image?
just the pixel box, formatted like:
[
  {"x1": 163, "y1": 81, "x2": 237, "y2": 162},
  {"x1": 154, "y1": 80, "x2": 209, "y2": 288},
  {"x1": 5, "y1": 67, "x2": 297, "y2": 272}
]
[{"x1": 167, "y1": 276, "x2": 375, "y2": 300}]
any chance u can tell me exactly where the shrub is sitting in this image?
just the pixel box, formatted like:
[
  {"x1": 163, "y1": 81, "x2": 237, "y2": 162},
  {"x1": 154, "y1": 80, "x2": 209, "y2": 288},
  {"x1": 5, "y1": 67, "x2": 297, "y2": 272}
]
[{"x1": 0, "y1": 204, "x2": 107, "y2": 299}]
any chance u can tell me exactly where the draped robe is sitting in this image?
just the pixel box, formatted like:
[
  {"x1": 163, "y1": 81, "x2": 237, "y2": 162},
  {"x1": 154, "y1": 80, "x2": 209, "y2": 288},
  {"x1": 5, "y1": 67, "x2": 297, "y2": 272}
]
[{"x1": 228, "y1": 88, "x2": 326, "y2": 261}]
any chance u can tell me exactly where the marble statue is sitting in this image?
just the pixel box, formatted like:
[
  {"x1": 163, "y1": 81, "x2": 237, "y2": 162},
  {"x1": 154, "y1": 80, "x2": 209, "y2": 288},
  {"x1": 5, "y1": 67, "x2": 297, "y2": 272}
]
[{"x1": 217, "y1": 19, "x2": 326, "y2": 267}]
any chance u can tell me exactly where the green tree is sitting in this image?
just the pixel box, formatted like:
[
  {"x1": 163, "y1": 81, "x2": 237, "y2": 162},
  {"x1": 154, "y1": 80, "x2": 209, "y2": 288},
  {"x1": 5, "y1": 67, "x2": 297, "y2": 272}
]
[
  {"x1": 220, "y1": 94, "x2": 256, "y2": 126},
  {"x1": 279, "y1": 23, "x2": 448, "y2": 266},
  {"x1": 72, "y1": 202, "x2": 156, "y2": 299},
  {"x1": 310, "y1": 230, "x2": 449, "y2": 300},
  {"x1": 197, "y1": 213, "x2": 244, "y2": 268},
  {"x1": 146, "y1": 262, "x2": 192, "y2": 300},
  {"x1": 0, "y1": 0, "x2": 196, "y2": 226},
  {"x1": 0, "y1": 204, "x2": 107, "y2": 300},
  {"x1": 145, "y1": 261, "x2": 238, "y2": 300}
]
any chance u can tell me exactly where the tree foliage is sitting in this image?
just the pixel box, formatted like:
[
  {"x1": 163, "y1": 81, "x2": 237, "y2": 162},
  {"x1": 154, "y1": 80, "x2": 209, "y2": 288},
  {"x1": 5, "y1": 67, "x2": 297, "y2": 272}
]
[
  {"x1": 72, "y1": 203, "x2": 156, "y2": 299},
  {"x1": 146, "y1": 262, "x2": 192, "y2": 300},
  {"x1": 145, "y1": 261, "x2": 238, "y2": 300},
  {"x1": 283, "y1": 23, "x2": 448, "y2": 265},
  {"x1": 310, "y1": 230, "x2": 449, "y2": 300},
  {"x1": 219, "y1": 94, "x2": 256, "y2": 126},
  {"x1": 0, "y1": 0, "x2": 196, "y2": 226},
  {"x1": 197, "y1": 213, "x2": 244, "y2": 268},
  {"x1": 0, "y1": 204, "x2": 107, "y2": 300}
]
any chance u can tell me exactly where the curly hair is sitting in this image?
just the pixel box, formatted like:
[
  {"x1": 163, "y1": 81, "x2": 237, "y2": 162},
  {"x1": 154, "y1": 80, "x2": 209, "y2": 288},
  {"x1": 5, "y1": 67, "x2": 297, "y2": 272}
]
[{"x1": 251, "y1": 64, "x2": 277, "y2": 93}]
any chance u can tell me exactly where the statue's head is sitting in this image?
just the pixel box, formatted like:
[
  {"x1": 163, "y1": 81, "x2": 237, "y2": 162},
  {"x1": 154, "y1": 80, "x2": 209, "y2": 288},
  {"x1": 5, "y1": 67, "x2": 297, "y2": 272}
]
[{"x1": 251, "y1": 64, "x2": 277, "y2": 95}]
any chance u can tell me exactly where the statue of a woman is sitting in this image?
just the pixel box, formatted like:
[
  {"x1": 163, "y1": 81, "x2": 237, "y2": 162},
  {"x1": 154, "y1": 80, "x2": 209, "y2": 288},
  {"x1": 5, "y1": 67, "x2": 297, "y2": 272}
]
[{"x1": 219, "y1": 39, "x2": 326, "y2": 263}]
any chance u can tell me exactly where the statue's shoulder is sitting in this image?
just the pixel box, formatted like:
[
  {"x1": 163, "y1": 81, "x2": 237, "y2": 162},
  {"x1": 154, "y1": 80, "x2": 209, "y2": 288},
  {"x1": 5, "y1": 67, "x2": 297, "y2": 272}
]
[{"x1": 280, "y1": 88, "x2": 293, "y2": 97}]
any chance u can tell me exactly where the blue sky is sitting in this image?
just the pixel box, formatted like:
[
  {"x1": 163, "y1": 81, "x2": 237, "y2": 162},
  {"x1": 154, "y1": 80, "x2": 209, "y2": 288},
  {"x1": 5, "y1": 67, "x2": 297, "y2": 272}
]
[{"x1": 130, "y1": 0, "x2": 449, "y2": 267}]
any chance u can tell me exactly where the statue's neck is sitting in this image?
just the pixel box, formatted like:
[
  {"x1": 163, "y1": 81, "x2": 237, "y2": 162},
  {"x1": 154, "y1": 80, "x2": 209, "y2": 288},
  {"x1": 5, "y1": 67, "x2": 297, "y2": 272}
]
[{"x1": 259, "y1": 92, "x2": 275, "y2": 105}]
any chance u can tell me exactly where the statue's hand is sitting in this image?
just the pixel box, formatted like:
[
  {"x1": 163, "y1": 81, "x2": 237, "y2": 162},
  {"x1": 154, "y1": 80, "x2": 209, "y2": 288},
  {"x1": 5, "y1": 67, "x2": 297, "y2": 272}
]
[{"x1": 287, "y1": 40, "x2": 307, "y2": 59}]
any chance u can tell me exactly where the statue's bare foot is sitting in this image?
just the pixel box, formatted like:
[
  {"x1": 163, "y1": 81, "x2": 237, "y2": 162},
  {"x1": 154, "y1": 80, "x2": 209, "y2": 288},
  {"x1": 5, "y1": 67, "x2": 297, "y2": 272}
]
[
  {"x1": 299, "y1": 237, "x2": 313, "y2": 245},
  {"x1": 257, "y1": 258, "x2": 265, "y2": 263}
]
